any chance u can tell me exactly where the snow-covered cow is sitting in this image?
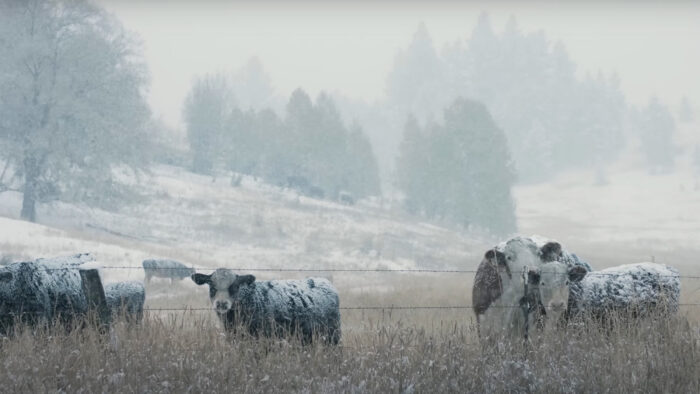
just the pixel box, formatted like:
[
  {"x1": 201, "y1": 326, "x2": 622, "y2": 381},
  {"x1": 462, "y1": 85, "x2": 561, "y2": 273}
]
[
  {"x1": 192, "y1": 269, "x2": 341, "y2": 344},
  {"x1": 104, "y1": 281, "x2": 145, "y2": 322},
  {"x1": 142, "y1": 259, "x2": 194, "y2": 284},
  {"x1": 0, "y1": 254, "x2": 146, "y2": 333},
  {"x1": 472, "y1": 236, "x2": 588, "y2": 341},
  {"x1": 566, "y1": 263, "x2": 680, "y2": 321}
]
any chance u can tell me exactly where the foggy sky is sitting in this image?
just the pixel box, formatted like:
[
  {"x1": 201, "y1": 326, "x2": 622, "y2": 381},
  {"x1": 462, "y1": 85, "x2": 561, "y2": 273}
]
[{"x1": 96, "y1": 1, "x2": 700, "y2": 129}]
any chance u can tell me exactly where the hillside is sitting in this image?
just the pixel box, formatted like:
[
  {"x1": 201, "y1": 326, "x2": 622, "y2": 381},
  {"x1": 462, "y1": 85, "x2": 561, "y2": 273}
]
[{"x1": 0, "y1": 165, "x2": 490, "y2": 284}]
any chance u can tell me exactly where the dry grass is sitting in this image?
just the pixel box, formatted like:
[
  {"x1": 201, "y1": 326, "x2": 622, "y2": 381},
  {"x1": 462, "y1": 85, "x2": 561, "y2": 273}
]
[
  {"x1": 0, "y1": 310, "x2": 697, "y2": 393},
  {"x1": 1, "y1": 272, "x2": 699, "y2": 393}
]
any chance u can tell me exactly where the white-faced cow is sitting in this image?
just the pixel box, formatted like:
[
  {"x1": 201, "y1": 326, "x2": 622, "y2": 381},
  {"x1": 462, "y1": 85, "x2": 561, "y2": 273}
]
[
  {"x1": 192, "y1": 269, "x2": 341, "y2": 344},
  {"x1": 472, "y1": 236, "x2": 588, "y2": 342}
]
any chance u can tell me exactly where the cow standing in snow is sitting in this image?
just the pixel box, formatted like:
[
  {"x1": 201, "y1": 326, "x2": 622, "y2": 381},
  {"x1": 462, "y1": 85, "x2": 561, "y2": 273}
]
[
  {"x1": 0, "y1": 254, "x2": 146, "y2": 333},
  {"x1": 142, "y1": 259, "x2": 194, "y2": 284},
  {"x1": 566, "y1": 263, "x2": 680, "y2": 322},
  {"x1": 192, "y1": 269, "x2": 341, "y2": 344},
  {"x1": 104, "y1": 281, "x2": 145, "y2": 322},
  {"x1": 472, "y1": 237, "x2": 588, "y2": 342}
]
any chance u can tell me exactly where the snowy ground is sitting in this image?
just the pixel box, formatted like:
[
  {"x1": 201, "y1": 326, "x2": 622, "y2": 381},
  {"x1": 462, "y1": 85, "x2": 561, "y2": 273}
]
[
  {"x1": 1, "y1": 141, "x2": 699, "y2": 307},
  {"x1": 0, "y1": 165, "x2": 491, "y2": 287}
]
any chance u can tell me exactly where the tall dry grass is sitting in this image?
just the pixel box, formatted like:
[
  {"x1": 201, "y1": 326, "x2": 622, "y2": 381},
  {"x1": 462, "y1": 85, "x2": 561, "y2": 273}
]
[
  {"x1": 0, "y1": 274, "x2": 698, "y2": 392},
  {"x1": 0, "y1": 307, "x2": 698, "y2": 392}
]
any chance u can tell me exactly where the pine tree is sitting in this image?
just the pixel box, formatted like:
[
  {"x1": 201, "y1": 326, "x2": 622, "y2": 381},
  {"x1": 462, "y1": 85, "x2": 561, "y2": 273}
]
[
  {"x1": 396, "y1": 115, "x2": 426, "y2": 213},
  {"x1": 395, "y1": 98, "x2": 516, "y2": 235},
  {"x1": 639, "y1": 97, "x2": 676, "y2": 174},
  {"x1": 679, "y1": 96, "x2": 694, "y2": 123},
  {"x1": 183, "y1": 73, "x2": 235, "y2": 175}
]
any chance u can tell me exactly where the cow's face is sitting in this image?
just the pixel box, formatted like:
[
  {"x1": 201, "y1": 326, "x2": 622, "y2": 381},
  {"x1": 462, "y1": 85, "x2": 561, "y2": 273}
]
[
  {"x1": 500, "y1": 237, "x2": 542, "y2": 273},
  {"x1": 191, "y1": 269, "x2": 256, "y2": 314},
  {"x1": 529, "y1": 262, "x2": 587, "y2": 327}
]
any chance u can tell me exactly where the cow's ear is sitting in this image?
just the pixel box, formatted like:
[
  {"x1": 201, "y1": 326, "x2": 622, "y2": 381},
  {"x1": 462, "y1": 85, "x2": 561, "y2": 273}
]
[
  {"x1": 568, "y1": 266, "x2": 587, "y2": 282},
  {"x1": 191, "y1": 273, "x2": 211, "y2": 285},
  {"x1": 239, "y1": 274, "x2": 256, "y2": 285},
  {"x1": 540, "y1": 242, "x2": 562, "y2": 262},
  {"x1": 527, "y1": 269, "x2": 541, "y2": 285},
  {"x1": 485, "y1": 249, "x2": 506, "y2": 266}
]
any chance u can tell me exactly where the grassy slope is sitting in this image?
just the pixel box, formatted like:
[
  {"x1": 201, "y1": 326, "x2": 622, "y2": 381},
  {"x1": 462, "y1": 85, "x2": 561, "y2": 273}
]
[{"x1": 1, "y1": 151, "x2": 700, "y2": 391}]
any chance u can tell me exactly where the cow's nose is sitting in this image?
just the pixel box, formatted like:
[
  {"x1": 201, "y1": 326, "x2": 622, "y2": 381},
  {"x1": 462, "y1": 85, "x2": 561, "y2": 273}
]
[{"x1": 215, "y1": 300, "x2": 230, "y2": 312}]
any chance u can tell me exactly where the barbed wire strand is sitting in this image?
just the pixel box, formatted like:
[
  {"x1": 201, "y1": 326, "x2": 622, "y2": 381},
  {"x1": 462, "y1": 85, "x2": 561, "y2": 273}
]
[
  {"x1": 137, "y1": 303, "x2": 700, "y2": 312},
  {"x1": 38, "y1": 265, "x2": 700, "y2": 279}
]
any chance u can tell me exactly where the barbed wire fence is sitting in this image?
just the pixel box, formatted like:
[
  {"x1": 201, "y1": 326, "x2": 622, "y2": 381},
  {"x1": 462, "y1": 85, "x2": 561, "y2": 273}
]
[
  {"x1": 70, "y1": 264, "x2": 700, "y2": 312},
  {"x1": 58, "y1": 265, "x2": 700, "y2": 278}
]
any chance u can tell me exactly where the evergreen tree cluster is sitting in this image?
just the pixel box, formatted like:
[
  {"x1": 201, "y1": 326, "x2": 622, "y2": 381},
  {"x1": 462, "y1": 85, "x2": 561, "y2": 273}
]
[
  {"x1": 386, "y1": 14, "x2": 627, "y2": 182},
  {"x1": 397, "y1": 98, "x2": 516, "y2": 235},
  {"x1": 184, "y1": 79, "x2": 381, "y2": 199}
]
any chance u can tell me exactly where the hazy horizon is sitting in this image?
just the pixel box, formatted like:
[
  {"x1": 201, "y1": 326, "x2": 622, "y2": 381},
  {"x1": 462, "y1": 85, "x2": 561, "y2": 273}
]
[{"x1": 97, "y1": 0, "x2": 700, "y2": 129}]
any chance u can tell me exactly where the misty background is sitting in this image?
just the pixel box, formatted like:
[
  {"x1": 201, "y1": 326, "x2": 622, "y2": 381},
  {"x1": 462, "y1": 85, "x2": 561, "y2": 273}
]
[{"x1": 0, "y1": 0, "x2": 699, "y2": 255}]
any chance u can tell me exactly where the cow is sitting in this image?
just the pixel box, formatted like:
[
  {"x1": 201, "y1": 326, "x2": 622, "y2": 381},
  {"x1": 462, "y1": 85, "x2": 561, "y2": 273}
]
[
  {"x1": 0, "y1": 254, "x2": 145, "y2": 334},
  {"x1": 104, "y1": 281, "x2": 146, "y2": 322},
  {"x1": 566, "y1": 262, "x2": 680, "y2": 324},
  {"x1": 191, "y1": 269, "x2": 341, "y2": 345},
  {"x1": 142, "y1": 259, "x2": 194, "y2": 284},
  {"x1": 472, "y1": 236, "x2": 588, "y2": 342}
]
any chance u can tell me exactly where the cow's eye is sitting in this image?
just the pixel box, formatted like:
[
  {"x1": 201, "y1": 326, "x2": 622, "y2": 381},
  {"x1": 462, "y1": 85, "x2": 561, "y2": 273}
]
[
  {"x1": 209, "y1": 287, "x2": 216, "y2": 298},
  {"x1": 565, "y1": 280, "x2": 570, "y2": 285}
]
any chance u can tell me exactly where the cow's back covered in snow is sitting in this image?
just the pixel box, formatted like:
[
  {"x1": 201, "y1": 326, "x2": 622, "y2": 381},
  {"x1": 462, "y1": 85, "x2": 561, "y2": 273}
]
[
  {"x1": 104, "y1": 281, "x2": 145, "y2": 322},
  {"x1": 0, "y1": 254, "x2": 147, "y2": 333},
  {"x1": 142, "y1": 259, "x2": 194, "y2": 283},
  {"x1": 0, "y1": 254, "x2": 93, "y2": 332},
  {"x1": 192, "y1": 269, "x2": 341, "y2": 344},
  {"x1": 567, "y1": 263, "x2": 680, "y2": 319}
]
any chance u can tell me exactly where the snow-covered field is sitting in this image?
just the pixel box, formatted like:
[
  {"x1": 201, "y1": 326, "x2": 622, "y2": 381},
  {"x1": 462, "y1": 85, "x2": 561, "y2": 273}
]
[
  {"x1": 1, "y1": 153, "x2": 699, "y2": 307},
  {"x1": 0, "y1": 165, "x2": 490, "y2": 286}
]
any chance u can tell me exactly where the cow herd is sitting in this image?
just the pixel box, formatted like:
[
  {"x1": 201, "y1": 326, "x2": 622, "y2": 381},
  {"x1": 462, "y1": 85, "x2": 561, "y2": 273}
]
[
  {"x1": 472, "y1": 236, "x2": 681, "y2": 342},
  {"x1": 0, "y1": 235, "x2": 683, "y2": 346}
]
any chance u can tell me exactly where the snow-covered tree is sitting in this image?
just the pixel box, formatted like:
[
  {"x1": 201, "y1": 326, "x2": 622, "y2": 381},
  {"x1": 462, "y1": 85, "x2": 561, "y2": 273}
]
[
  {"x1": 639, "y1": 97, "x2": 676, "y2": 174},
  {"x1": 183, "y1": 72, "x2": 235, "y2": 174},
  {"x1": 181, "y1": 83, "x2": 381, "y2": 199},
  {"x1": 679, "y1": 96, "x2": 694, "y2": 123},
  {"x1": 396, "y1": 98, "x2": 516, "y2": 235},
  {"x1": 0, "y1": 0, "x2": 151, "y2": 221},
  {"x1": 386, "y1": 22, "x2": 447, "y2": 121},
  {"x1": 231, "y1": 57, "x2": 277, "y2": 112},
  {"x1": 382, "y1": 14, "x2": 628, "y2": 183}
]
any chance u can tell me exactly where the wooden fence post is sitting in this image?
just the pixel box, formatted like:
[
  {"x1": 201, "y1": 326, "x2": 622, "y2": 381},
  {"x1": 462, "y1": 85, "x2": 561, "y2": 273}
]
[{"x1": 79, "y1": 269, "x2": 111, "y2": 328}]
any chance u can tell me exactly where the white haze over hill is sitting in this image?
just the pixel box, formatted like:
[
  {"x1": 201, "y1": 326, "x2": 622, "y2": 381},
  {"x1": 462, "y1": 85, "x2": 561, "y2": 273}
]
[
  {"x1": 97, "y1": 0, "x2": 700, "y2": 129},
  {"x1": 1, "y1": 0, "x2": 699, "y2": 281}
]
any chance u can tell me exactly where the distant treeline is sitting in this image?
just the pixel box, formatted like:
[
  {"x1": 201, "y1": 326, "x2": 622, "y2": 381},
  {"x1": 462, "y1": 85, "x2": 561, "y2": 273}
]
[
  {"x1": 184, "y1": 76, "x2": 381, "y2": 200},
  {"x1": 384, "y1": 16, "x2": 629, "y2": 182},
  {"x1": 0, "y1": 1, "x2": 693, "y2": 237}
]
